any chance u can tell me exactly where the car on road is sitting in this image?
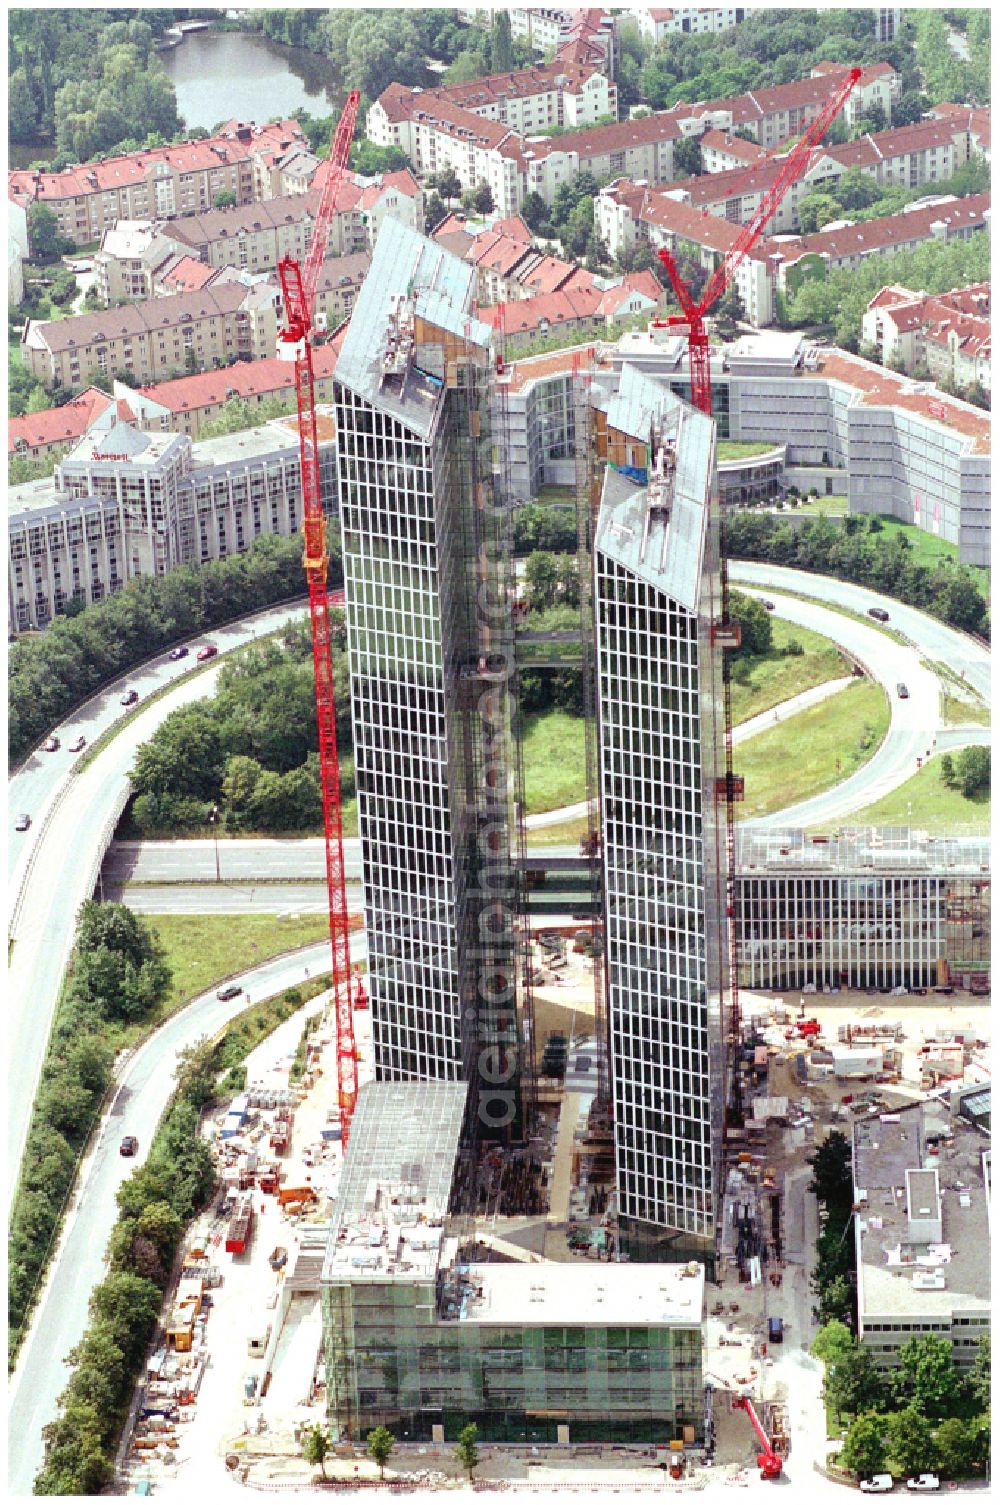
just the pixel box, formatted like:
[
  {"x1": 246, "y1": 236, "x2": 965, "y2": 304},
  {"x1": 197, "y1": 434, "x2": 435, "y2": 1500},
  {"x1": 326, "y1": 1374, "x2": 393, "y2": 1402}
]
[
  {"x1": 197, "y1": 644, "x2": 218, "y2": 662},
  {"x1": 68, "y1": 735, "x2": 86, "y2": 753},
  {"x1": 896, "y1": 683, "x2": 909, "y2": 698},
  {"x1": 43, "y1": 735, "x2": 60, "y2": 752},
  {"x1": 762, "y1": 599, "x2": 775, "y2": 611},
  {"x1": 868, "y1": 606, "x2": 890, "y2": 622},
  {"x1": 15, "y1": 814, "x2": 31, "y2": 832},
  {"x1": 168, "y1": 645, "x2": 189, "y2": 661},
  {"x1": 905, "y1": 1479, "x2": 939, "y2": 1493},
  {"x1": 121, "y1": 689, "x2": 139, "y2": 706},
  {"x1": 119, "y1": 1135, "x2": 139, "y2": 1157},
  {"x1": 217, "y1": 983, "x2": 243, "y2": 1001},
  {"x1": 859, "y1": 1478, "x2": 894, "y2": 1494}
]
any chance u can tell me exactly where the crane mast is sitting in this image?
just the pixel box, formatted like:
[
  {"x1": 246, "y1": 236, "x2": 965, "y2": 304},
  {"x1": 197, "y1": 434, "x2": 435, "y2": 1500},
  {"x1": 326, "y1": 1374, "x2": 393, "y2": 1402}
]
[
  {"x1": 276, "y1": 90, "x2": 361, "y2": 1144},
  {"x1": 653, "y1": 67, "x2": 861, "y2": 1135}
]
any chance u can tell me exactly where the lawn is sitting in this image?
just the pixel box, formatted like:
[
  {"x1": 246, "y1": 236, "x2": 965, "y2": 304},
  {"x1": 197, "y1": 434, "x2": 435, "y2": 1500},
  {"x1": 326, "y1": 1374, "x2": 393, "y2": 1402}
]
[
  {"x1": 942, "y1": 691, "x2": 990, "y2": 727},
  {"x1": 717, "y1": 439, "x2": 783, "y2": 461},
  {"x1": 535, "y1": 484, "x2": 576, "y2": 505},
  {"x1": 792, "y1": 494, "x2": 849, "y2": 516},
  {"x1": 521, "y1": 709, "x2": 587, "y2": 814},
  {"x1": 729, "y1": 617, "x2": 850, "y2": 725},
  {"x1": 143, "y1": 913, "x2": 332, "y2": 1024},
  {"x1": 871, "y1": 516, "x2": 990, "y2": 601},
  {"x1": 737, "y1": 678, "x2": 890, "y2": 820},
  {"x1": 819, "y1": 753, "x2": 990, "y2": 837},
  {"x1": 526, "y1": 814, "x2": 592, "y2": 848}
]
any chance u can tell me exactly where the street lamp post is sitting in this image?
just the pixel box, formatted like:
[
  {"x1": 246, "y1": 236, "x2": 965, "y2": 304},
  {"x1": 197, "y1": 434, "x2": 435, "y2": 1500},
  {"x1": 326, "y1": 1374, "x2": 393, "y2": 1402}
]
[{"x1": 208, "y1": 804, "x2": 221, "y2": 883}]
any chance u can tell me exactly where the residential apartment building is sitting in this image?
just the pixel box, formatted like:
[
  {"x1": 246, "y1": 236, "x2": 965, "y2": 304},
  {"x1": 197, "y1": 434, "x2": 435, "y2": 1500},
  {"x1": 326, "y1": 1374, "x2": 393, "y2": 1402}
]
[
  {"x1": 479, "y1": 271, "x2": 662, "y2": 349},
  {"x1": 863, "y1": 283, "x2": 991, "y2": 392},
  {"x1": 320, "y1": 1081, "x2": 706, "y2": 1444},
  {"x1": 853, "y1": 1103, "x2": 990, "y2": 1374},
  {"x1": 735, "y1": 828, "x2": 991, "y2": 992},
  {"x1": 631, "y1": 8, "x2": 747, "y2": 46},
  {"x1": 332, "y1": 218, "x2": 519, "y2": 1132},
  {"x1": 435, "y1": 61, "x2": 617, "y2": 132},
  {"x1": 522, "y1": 112, "x2": 684, "y2": 203},
  {"x1": 594, "y1": 364, "x2": 728, "y2": 1269},
  {"x1": 21, "y1": 282, "x2": 281, "y2": 391},
  {"x1": 8, "y1": 119, "x2": 310, "y2": 249},
  {"x1": 595, "y1": 182, "x2": 991, "y2": 329},
  {"x1": 662, "y1": 62, "x2": 899, "y2": 147},
  {"x1": 9, "y1": 406, "x2": 337, "y2": 631},
  {"x1": 369, "y1": 85, "x2": 527, "y2": 217}
]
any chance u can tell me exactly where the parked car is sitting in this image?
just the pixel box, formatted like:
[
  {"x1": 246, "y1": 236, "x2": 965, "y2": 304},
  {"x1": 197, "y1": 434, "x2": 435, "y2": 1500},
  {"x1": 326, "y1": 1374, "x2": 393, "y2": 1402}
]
[
  {"x1": 905, "y1": 1478, "x2": 939, "y2": 1493},
  {"x1": 121, "y1": 689, "x2": 139, "y2": 706},
  {"x1": 868, "y1": 607, "x2": 890, "y2": 622},
  {"x1": 217, "y1": 983, "x2": 243, "y2": 1001},
  {"x1": 859, "y1": 1478, "x2": 894, "y2": 1494},
  {"x1": 43, "y1": 735, "x2": 60, "y2": 752},
  {"x1": 68, "y1": 735, "x2": 86, "y2": 753},
  {"x1": 197, "y1": 644, "x2": 218, "y2": 662},
  {"x1": 15, "y1": 814, "x2": 31, "y2": 832},
  {"x1": 168, "y1": 645, "x2": 189, "y2": 661},
  {"x1": 119, "y1": 1135, "x2": 139, "y2": 1157},
  {"x1": 896, "y1": 683, "x2": 909, "y2": 699}
]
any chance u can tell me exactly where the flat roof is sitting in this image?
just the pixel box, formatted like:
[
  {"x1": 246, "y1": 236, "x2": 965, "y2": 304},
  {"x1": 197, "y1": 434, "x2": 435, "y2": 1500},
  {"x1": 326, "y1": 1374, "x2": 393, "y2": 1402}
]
[
  {"x1": 854, "y1": 1104, "x2": 991, "y2": 1320},
  {"x1": 736, "y1": 828, "x2": 991, "y2": 876},
  {"x1": 458, "y1": 1260, "x2": 704, "y2": 1328}
]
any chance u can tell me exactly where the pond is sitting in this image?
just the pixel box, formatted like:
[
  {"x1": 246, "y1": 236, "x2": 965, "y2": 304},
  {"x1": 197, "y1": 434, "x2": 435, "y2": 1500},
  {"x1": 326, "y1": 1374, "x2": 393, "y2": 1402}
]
[{"x1": 161, "y1": 26, "x2": 342, "y2": 131}]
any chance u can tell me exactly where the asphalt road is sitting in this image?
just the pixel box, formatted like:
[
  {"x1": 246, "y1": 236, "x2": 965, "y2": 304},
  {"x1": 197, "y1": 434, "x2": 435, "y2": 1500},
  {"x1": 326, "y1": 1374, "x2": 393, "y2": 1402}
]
[
  {"x1": 7, "y1": 603, "x2": 309, "y2": 1208},
  {"x1": 8, "y1": 936, "x2": 363, "y2": 1497},
  {"x1": 106, "y1": 842, "x2": 582, "y2": 885},
  {"x1": 730, "y1": 560, "x2": 991, "y2": 705},
  {"x1": 739, "y1": 589, "x2": 941, "y2": 828}
]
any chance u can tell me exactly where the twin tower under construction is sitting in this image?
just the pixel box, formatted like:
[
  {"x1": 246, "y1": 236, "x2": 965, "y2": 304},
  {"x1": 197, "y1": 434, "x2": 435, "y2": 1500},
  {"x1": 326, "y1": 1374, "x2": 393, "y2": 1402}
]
[{"x1": 331, "y1": 219, "x2": 729, "y2": 1274}]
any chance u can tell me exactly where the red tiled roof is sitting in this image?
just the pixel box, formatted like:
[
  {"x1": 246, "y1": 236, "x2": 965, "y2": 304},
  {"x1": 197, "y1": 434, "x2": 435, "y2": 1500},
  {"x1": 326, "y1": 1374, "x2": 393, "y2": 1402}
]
[
  {"x1": 8, "y1": 120, "x2": 306, "y2": 206},
  {"x1": 439, "y1": 61, "x2": 602, "y2": 112},
  {"x1": 491, "y1": 215, "x2": 533, "y2": 242},
  {"x1": 482, "y1": 284, "x2": 603, "y2": 334},
  {"x1": 159, "y1": 255, "x2": 216, "y2": 293},
  {"x1": 373, "y1": 83, "x2": 526, "y2": 163},
  {"x1": 9, "y1": 387, "x2": 113, "y2": 455},
  {"x1": 700, "y1": 129, "x2": 770, "y2": 164},
  {"x1": 664, "y1": 63, "x2": 895, "y2": 131},
  {"x1": 133, "y1": 343, "x2": 340, "y2": 414},
  {"x1": 518, "y1": 253, "x2": 578, "y2": 295},
  {"x1": 792, "y1": 192, "x2": 991, "y2": 263},
  {"x1": 526, "y1": 111, "x2": 682, "y2": 163}
]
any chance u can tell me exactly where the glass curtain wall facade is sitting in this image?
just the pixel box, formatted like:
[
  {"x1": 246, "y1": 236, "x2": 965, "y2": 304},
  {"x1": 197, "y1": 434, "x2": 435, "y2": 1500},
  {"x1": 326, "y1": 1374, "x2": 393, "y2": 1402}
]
[
  {"x1": 333, "y1": 220, "x2": 518, "y2": 1132},
  {"x1": 322, "y1": 1277, "x2": 703, "y2": 1443},
  {"x1": 595, "y1": 389, "x2": 727, "y2": 1273}
]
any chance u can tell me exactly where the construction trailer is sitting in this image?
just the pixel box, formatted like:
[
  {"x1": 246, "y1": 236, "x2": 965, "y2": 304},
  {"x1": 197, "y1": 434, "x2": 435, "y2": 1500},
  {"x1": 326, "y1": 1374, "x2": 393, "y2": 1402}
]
[{"x1": 225, "y1": 1193, "x2": 255, "y2": 1255}]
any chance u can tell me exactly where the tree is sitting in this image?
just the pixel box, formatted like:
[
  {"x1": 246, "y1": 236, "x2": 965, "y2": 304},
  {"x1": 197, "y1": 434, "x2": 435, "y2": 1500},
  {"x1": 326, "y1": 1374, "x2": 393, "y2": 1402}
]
[
  {"x1": 840, "y1": 1413, "x2": 888, "y2": 1479},
  {"x1": 350, "y1": 139, "x2": 410, "y2": 176},
  {"x1": 894, "y1": 1334, "x2": 962, "y2": 1419},
  {"x1": 520, "y1": 190, "x2": 548, "y2": 233},
  {"x1": 455, "y1": 1423, "x2": 480, "y2": 1481},
  {"x1": 525, "y1": 551, "x2": 560, "y2": 610},
  {"x1": 807, "y1": 1131, "x2": 853, "y2": 1204},
  {"x1": 367, "y1": 1425, "x2": 395, "y2": 1479},
  {"x1": 674, "y1": 138, "x2": 703, "y2": 178},
  {"x1": 826, "y1": 1343, "x2": 887, "y2": 1419},
  {"x1": 967, "y1": 1334, "x2": 990, "y2": 1411},
  {"x1": 812, "y1": 1318, "x2": 855, "y2": 1368},
  {"x1": 28, "y1": 203, "x2": 74, "y2": 263},
  {"x1": 885, "y1": 1406, "x2": 939, "y2": 1478},
  {"x1": 423, "y1": 192, "x2": 447, "y2": 234},
  {"x1": 89, "y1": 1271, "x2": 164, "y2": 1367},
  {"x1": 35, "y1": 1398, "x2": 113, "y2": 1496},
  {"x1": 472, "y1": 179, "x2": 494, "y2": 216},
  {"x1": 954, "y1": 745, "x2": 989, "y2": 799},
  {"x1": 434, "y1": 167, "x2": 462, "y2": 204},
  {"x1": 303, "y1": 1424, "x2": 330, "y2": 1479},
  {"x1": 729, "y1": 589, "x2": 772, "y2": 658},
  {"x1": 835, "y1": 167, "x2": 882, "y2": 213},
  {"x1": 491, "y1": 11, "x2": 514, "y2": 74},
  {"x1": 64, "y1": 1324, "x2": 127, "y2": 1415},
  {"x1": 798, "y1": 192, "x2": 842, "y2": 235},
  {"x1": 934, "y1": 1417, "x2": 979, "y2": 1479},
  {"x1": 213, "y1": 190, "x2": 237, "y2": 209}
]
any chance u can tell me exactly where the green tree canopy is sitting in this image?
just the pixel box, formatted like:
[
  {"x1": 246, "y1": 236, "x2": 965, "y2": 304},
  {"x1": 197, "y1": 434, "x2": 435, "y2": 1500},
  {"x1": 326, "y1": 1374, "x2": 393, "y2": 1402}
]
[{"x1": 840, "y1": 1412, "x2": 888, "y2": 1478}]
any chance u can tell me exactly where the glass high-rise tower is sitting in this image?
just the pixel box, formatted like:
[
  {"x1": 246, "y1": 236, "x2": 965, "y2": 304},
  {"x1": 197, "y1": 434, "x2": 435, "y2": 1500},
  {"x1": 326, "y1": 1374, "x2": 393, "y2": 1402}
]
[
  {"x1": 594, "y1": 366, "x2": 729, "y2": 1272},
  {"x1": 333, "y1": 220, "x2": 519, "y2": 1134}
]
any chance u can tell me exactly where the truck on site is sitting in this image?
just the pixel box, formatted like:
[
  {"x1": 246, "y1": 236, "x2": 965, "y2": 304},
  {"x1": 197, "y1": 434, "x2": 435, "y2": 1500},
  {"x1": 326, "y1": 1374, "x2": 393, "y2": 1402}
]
[
  {"x1": 768, "y1": 1316, "x2": 783, "y2": 1345},
  {"x1": 277, "y1": 1184, "x2": 317, "y2": 1210},
  {"x1": 225, "y1": 1192, "x2": 255, "y2": 1255}
]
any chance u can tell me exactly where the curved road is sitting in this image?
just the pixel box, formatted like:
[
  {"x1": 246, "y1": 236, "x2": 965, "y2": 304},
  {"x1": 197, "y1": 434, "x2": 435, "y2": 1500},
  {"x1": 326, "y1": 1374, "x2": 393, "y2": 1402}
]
[
  {"x1": 730, "y1": 561, "x2": 991, "y2": 705},
  {"x1": 739, "y1": 589, "x2": 940, "y2": 828},
  {"x1": 8, "y1": 936, "x2": 364, "y2": 1496},
  {"x1": 7, "y1": 602, "x2": 309, "y2": 1205}
]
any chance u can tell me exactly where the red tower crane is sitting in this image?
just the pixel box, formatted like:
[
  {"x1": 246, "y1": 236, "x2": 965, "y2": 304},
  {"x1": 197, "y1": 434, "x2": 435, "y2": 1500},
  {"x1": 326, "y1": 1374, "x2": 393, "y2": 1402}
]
[
  {"x1": 652, "y1": 66, "x2": 861, "y2": 1132},
  {"x1": 276, "y1": 91, "x2": 361, "y2": 1144}
]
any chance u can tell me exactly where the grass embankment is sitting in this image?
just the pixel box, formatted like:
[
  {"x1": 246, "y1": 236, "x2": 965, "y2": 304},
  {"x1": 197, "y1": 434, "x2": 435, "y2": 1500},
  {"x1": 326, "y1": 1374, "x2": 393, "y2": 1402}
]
[
  {"x1": 144, "y1": 914, "x2": 334, "y2": 1021},
  {"x1": 873, "y1": 517, "x2": 991, "y2": 601},
  {"x1": 717, "y1": 440, "x2": 783, "y2": 461},
  {"x1": 821, "y1": 753, "x2": 990, "y2": 836},
  {"x1": 520, "y1": 710, "x2": 587, "y2": 815},
  {"x1": 729, "y1": 618, "x2": 851, "y2": 725},
  {"x1": 737, "y1": 679, "x2": 890, "y2": 820}
]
